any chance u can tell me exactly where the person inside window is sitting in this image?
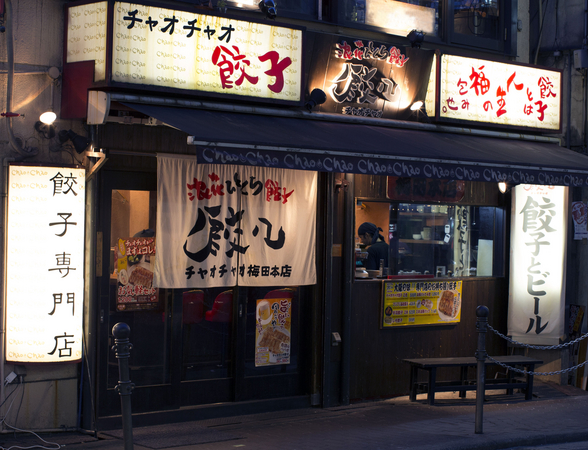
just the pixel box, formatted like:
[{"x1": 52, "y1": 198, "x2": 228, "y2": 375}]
[{"x1": 358, "y1": 222, "x2": 389, "y2": 271}]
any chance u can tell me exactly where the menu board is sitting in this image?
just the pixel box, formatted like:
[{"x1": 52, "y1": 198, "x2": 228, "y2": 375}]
[{"x1": 381, "y1": 280, "x2": 462, "y2": 328}]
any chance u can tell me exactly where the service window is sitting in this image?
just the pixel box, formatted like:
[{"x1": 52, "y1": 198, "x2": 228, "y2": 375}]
[{"x1": 354, "y1": 176, "x2": 506, "y2": 279}]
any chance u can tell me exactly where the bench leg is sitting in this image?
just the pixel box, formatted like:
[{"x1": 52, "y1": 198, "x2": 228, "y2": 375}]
[
  {"x1": 525, "y1": 366, "x2": 534, "y2": 400},
  {"x1": 459, "y1": 366, "x2": 468, "y2": 398},
  {"x1": 409, "y1": 365, "x2": 418, "y2": 402},
  {"x1": 427, "y1": 368, "x2": 437, "y2": 405}
]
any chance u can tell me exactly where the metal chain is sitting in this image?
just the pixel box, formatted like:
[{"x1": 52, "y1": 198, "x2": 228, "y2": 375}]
[
  {"x1": 487, "y1": 324, "x2": 588, "y2": 350},
  {"x1": 487, "y1": 354, "x2": 588, "y2": 376}
]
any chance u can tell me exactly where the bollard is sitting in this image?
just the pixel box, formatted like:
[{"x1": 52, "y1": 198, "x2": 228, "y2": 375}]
[
  {"x1": 475, "y1": 306, "x2": 489, "y2": 434},
  {"x1": 112, "y1": 323, "x2": 135, "y2": 450}
]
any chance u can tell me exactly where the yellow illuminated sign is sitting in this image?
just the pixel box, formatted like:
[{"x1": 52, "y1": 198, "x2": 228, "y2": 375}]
[
  {"x1": 439, "y1": 55, "x2": 561, "y2": 130},
  {"x1": 6, "y1": 166, "x2": 86, "y2": 363},
  {"x1": 382, "y1": 280, "x2": 462, "y2": 327}
]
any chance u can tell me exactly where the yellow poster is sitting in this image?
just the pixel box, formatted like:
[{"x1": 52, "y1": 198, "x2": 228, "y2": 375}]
[
  {"x1": 382, "y1": 280, "x2": 462, "y2": 327},
  {"x1": 255, "y1": 298, "x2": 291, "y2": 366}
]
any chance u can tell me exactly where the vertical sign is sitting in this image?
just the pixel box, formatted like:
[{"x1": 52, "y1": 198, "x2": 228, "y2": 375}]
[
  {"x1": 6, "y1": 166, "x2": 85, "y2": 363},
  {"x1": 508, "y1": 185, "x2": 567, "y2": 345}
]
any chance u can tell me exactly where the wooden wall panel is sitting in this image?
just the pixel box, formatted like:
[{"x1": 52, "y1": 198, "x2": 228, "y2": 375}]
[{"x1": 348, "y1": 277, "x2": 508, "y2": 401}]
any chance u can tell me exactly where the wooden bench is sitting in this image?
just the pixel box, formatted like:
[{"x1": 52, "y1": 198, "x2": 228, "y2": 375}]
[{"x1": 403, "y1": 356, "x2": 544, "y2": 405}]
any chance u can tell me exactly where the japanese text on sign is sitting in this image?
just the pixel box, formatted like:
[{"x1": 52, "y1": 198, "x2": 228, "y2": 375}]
[
  {"x1": 439, "y1": 55, "x2": 561, "y2": 130},
  {"x1": 66, "y1": 2, "x2": 302, "y2": 101},
  {"x1": 155, "y1": 157, "x2": 317, "y2": 288},
  {"x1": 382, "y1": 280, "x2": 462, "y2": 327},
  {"x1": 6, "y1": 166, "x2": 85, "y2": 363},
  {"x1": 508, "y1": 185, "x2": 567, "y2": 345},
  {"x1": 329, "y1": 40, "x2": 409, "y2": 110}
]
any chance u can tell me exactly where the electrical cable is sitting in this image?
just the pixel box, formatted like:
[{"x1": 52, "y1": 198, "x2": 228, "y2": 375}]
[{"x1": 0, "y1": 382, "x2": 62, "y2": 450}]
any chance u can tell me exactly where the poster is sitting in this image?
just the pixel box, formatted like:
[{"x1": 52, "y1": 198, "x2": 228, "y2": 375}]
[
  {"x1": 382, "y1": 280, "x2": 462, "y2": 327},
  {"x1": 116, "y1": 237, "x2": 159, "y2": 311},
  {"x1": 572, "y1": 201, "x2": 588, "y2": 240},
  {"x1": 155, "y1": 155, "x2": 317, "y2": 288},
  {"x1": 255, "y1": 297, "x2": 291, "y2": 366}
]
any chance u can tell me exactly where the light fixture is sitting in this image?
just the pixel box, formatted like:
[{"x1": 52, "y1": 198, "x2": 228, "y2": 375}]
[
  {"x1": 58, "y1": 129, "x2": 92, "y2": 154},
  {"x1": 305, "y1": 88, "x2": 327, "y2": 112},
  {"x1": 498, "y1": 181, "x2": 514, "y2": 194},
  {"x1": 407, "y1": 29, "x2": 425, "y2": 48},
  {"x1": 39, "y1": 67, "x2": 60, "y2": 125},
  {"x1": 34, "y1": 120, "x2": 56, "y2": 139},
  {"x1": 410, "y1": 101, "x2": 424, "y2": 111},
  {"x1": 258, "y1": 0, "x2": 277, "y2": 19},
  {"x1": 409, "y1": 100, "x2": 430, "y2": 123}
]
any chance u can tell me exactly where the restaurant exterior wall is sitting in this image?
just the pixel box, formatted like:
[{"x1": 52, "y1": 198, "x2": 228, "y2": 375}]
[
  {"x1": 2, "y1": 0, "x2": 586, "y2": 432},
  {"x1": 0, "y1": 0, "x2": 84, "y2": 431},
  {"x1": 530, "y1": 0, "x2": 588, "y2": 386}
]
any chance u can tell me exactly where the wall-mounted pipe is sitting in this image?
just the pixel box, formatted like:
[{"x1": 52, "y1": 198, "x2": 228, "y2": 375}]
[{"x1": 4, "y1": 0, "x2": 37, "y2": 157}]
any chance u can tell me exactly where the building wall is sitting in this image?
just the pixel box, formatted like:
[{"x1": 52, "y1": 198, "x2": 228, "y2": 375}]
[
  {"x1": 0, "y1": 0, "x2": 80, "y2": 430},
  {"x1": 529, "y1": 0, "x2": 588, "y2": 385}
]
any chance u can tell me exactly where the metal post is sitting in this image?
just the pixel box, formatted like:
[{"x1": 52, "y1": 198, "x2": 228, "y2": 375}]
[
  {"x1": 112, "y1": 323, "x2": 134, "y2": 450},
  {"x1": 475, "y1": 306, "x2": 489, "y2": 434}
]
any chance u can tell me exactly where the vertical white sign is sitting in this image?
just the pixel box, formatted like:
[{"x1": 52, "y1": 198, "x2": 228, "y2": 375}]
[
  {"x1": 508, "y1": 185, "x2": 567, "y2": 345},
  {"x1": 6, "y1": 166, "x2": 86, "y2": 363}
]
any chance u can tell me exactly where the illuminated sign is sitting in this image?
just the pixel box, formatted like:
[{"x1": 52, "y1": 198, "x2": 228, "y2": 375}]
[
  {"x1": 66, "y1": 2, "x2": 108, "y2": 81},
  {"x1": 508, "y1": 185, "x2": 567, "y2": 345},
  {"x1": 66, "y1": 1, "x2": 302, "y2": 101},
  {"x1": 6, "y1": 166, "x2": 86, "y2": 363},
  {"x1": 382, "y1": 280, "x2": 462, "y2": 327},
  {"x1": 306, "y1": 35, "x2": 433, "y2": 120},
  {"x1": 439, "y1": 55, "x2": 561, "y2": 130},
  {"x1": 366, "y1": 0, "x2": 436, "y2": 37}
]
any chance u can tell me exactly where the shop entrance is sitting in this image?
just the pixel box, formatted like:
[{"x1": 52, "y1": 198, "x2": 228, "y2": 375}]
[{"x1": 96, "y1": 170, "x2": 310, "y2": 417}]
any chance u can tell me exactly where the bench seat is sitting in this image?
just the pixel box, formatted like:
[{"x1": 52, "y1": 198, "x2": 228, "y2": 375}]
[{"x1": 403, "y1": 356, "x2": 543, "y2": 405}]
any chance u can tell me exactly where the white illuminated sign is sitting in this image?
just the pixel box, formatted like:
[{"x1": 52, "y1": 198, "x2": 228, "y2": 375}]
[
  {"x1": 6, "y1": 166, "x2": 86, "y2": 363},
  {"x1": 507, "y1": 185, "x2": 567, "y2": 345},
  {"x1": 439, "y1": 55, "x2": 561, "y2": 130},
  {"x1": 65, "y1": 1, "x2": 303, "y2": 101},
  {"x1": 66, "y1": 2, "x2": 108, "y2": 81}
]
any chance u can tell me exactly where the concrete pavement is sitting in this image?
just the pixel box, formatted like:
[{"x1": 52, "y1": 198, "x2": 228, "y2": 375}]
[{"x1": 1, "y1": 380, "x2": 588, "y2": 450}]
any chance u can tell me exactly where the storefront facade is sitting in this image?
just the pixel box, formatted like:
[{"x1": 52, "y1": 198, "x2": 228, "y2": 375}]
[{"x1": 5, "y1": 0, "x2": 588, "y2": 432}]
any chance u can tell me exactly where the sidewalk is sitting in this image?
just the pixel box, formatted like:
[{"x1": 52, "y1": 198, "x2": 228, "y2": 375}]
[{"x1": 2, "y1": 381, "x2": 588, "y2": 450}]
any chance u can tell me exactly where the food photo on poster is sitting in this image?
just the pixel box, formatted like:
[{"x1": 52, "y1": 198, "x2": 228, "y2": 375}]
[
  {"x1": 115, "y1": 236, "x2": 159, "y2": 311},
  {"x1": 255, "y1": 297, "x2": 292, "y2": 366}
]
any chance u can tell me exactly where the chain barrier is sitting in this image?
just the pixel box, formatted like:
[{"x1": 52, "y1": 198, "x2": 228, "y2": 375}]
[
  {"x1": 486, "y1": 324, "x2": 588, "y2": 376},
  {"x1": 487, "y1": 324, "x2": 588, "y2": 350}
]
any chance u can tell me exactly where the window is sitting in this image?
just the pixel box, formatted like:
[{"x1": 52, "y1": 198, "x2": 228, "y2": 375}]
[
  {"x1": 356, "y1": 200, "x2": 503, "y2": 278},
  {"x1": 337, "y1": 0, "x2": 506, "y2": 52},
  {"x1": 226, "y1": 0, "x2": 318, "y2": 19},
  {"x1": 341, "y1": 0, "x2": 439, "y2": 37}
]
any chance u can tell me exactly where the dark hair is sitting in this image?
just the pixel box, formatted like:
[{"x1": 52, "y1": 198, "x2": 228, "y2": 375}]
[{"x1": 358, "y1": 222, "x2": 383, "y2": 244}]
